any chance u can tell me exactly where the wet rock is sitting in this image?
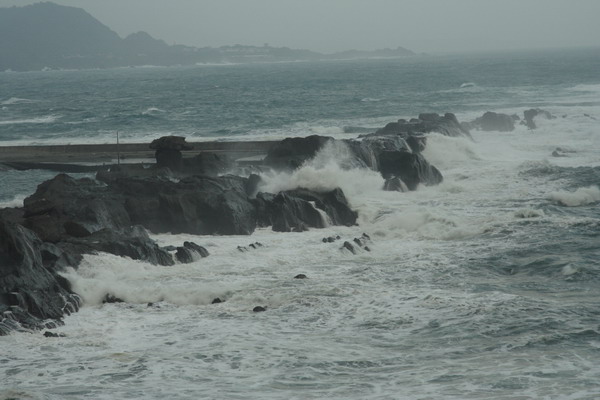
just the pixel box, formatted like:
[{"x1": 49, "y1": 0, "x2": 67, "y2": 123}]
[
  {"x1": 0, "y1": 217, "x2": 80, "y2": 333},
  {"x1": 294, "y1": 274, "x2": 308, "y2": 279},
  {"x1": 175, "y1": 246, "x2": 195, "y2": 263},
  {"x1": 61, "y1": 226, "x2": 174, "y2": 266},
  {"x1": 184, "y1": 152, "x2": 230, "y2": 176},
  {"x1": 383, "y1": 176, "x2": 409, "y2": 192},
  {"x1": 378, "y1": 151, "x2": 443, "y2": 191},
  {"x1": 368, "y1": 112, "x2": 470, "y2": 138},
  {"x1": 150, "y1": 136, "x2": 194, "y2": 152},
  {"x1": 43, "y1": 331, "x2": 65, "y2": 338},
  {"x1": 184, "y1": 241, "x2": 209, "y2": 257},
  {"x1": 114, "y1": 175, "x2": 257, "y2": 235},
  {"x1": 150, "y1": 136, "x2": 193, "y2": 171},
  {"x1": 523, "y1": 108, "x2": 554, "y2": 129},
  {"x1": 256, "y1": 187, "x2": 356, "y2": 233},
  {"x1": 253, "y1": 306, "x2": 267, "y2": 312},
  {"x1": 211, "y1": 298, "x2": 223, "y2": 304},
  {"x1": 23, "y1": 174, "x2": 131, "y2": 243},
  {"x1": 471, "y1": 111, "x2": 516, "y2": 132},
  {"x1": 342, "y1": 241, "x2": 356, "y2": 254},
  {"x1": 102, "y1": 294, "x2": 124, "y2": 304},
  {"x1": 264, "y1": 135, "x2": 334, "y2": 171}
]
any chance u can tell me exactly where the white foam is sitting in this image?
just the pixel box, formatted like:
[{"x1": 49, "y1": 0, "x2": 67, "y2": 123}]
[
  {"x1": 0, "y1": 97, "x2": 37, "y2": 105},
  {"x1": 141, "y1": 107, "x2": 166, "y2": 115},
  {"x1": 0, "y1": 115, "x2": 59, "y2": 125},
  {"x1": 0, "y1": 195, "x2": 26, "y2": 208},
  {"x1": 61, "y1": 253, "x2": 234, "y2": 306},
  {"x1": 261, "y1": 140, "x2": 384, "y2": 200},
  {"x1": 549, "y1": 185, "x2": 600, "y2": 207}
]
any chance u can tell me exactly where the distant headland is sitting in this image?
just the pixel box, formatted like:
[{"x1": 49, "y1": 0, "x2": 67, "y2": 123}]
[{"x1": 0, "y1": 2, "x2": 415, "y2": 72}]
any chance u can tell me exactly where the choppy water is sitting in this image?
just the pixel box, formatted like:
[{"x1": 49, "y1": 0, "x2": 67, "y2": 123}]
[{"x1": 1, "y1": 48, "x2": 600, "y2": 399}]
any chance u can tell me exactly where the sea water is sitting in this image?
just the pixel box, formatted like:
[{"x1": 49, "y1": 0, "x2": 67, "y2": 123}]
[{"x1": 1, "y1": 49, "x2": 600, "y2": 399}]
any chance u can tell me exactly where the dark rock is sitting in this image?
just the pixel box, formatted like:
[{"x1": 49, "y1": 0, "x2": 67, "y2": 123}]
[
  {"x1": 150, "y1": 136, "x2": 193, "y2": 171},
  {"x1": 245, "y1": 174, "x2": 263, "y2": 198},
  {"x1": 184, "y1": 152, "x2": 230, "y2": 176},
  {"x1": 523, "y1": 108, "x2": 554, "y2": 129},
  {"x1": 175, "y1": 247, "x2": 195, "y2": 263},
  {"x1": 155, "y1": 148, "x2": 183, "y2": 170},
  {"x1": 383, "y1": 176, "x2": 409, "y2": 192},
  {"x1": 342, "y1": 241, "x2": 356, "y2": 254},
  {"x1": 149, "y1": 136, "x2": 193, "y2": 151},
  {"x1": 184, "y1": 241, "x2": 209, "y2": 257},
  {"x1": 23, "y1": 174, "x2": 131, "y2": 243},
  {"x1": 211, "y1": 298, "x2": 223, "y2": 304},
  {"x1": 264, "y1": 135, "x2": 334, "y2": 171},
  {"x1": 471, "y1": 111, "x2": 516, "y2": 132},
  {"x1": 43, "y1": 331, "x2": 65, "y2": 338},
  {"x1": 284, "y1": 188, "x2": 358, "y2": 227},
  {"x1": 294, "y1": 274, "x2": 308, "y2": 279},
  {"x1": 406, "y1": 135, "x2": 427, "y2": 153},
  {"x1": 0, "y1": 217, "x2": 80, "y2": 334},
  {"x1": 176, "y1": 241, "x2": 209, "y2": 263},
  {"x1": 113, "y1": 175, "x2": 257, "y2": 235},
  {"x1": 367, "y1": 113, "x2": 470, "y2": 138},
  {"x1": 61, "y1": 226, "x2": 174, "y2": 266},
  {"x1": 253, "y1": 306, "x2": 267, "y2": 312},
  {"x1": 102, "y1": 294, "x2": 124, "y2": 304},
  {"x1": 258, "y1": 187, "x2": 357, "y2": 233},
  {"x1": 378, "y1": 151, "x2": 443, "y2": 190}
]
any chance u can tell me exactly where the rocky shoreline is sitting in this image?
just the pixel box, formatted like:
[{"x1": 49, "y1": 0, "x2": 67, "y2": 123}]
[{"x1": 0, "y1": 110, "x2": 551, "y2": 336}]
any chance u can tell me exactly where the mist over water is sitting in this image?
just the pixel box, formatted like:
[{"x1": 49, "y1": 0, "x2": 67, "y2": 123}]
[{"x1": 2, "y1": 49, "x2": 600, "y2": 399}]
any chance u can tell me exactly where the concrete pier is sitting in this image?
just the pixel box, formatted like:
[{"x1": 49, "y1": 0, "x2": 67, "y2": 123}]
[{"x1": 0, "y1": 140, "x2": 277, "y2": 170}]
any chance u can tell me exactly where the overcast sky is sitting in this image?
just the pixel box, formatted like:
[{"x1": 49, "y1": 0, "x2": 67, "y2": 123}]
[{"x1": 2, "y1": 0, "x2": 600, "y2": 53}]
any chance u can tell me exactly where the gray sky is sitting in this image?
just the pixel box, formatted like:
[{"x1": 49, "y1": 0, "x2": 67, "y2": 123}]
[{"x1": 2, "y1": 0, "x2": 600, "y2": 53}]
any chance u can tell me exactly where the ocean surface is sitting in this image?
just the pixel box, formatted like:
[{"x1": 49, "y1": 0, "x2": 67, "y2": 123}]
[{"x1": 1, "y1": 48, "x2": 600, "y2": 399}]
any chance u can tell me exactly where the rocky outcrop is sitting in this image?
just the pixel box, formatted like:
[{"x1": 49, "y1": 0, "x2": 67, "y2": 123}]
[
  {"x1": 470, "y1": 111, "x2": 517, "y2": 132},
  {"x1": 366, "y1": 113, "x2": 471, "y2": 139},
  {"x1": 23, "y1": 174, "x2": 131, "y2": 243},
  {"x1": 113, "y1": 174, "x2": 258, "y2": 235},
  {"x1": 264, "y1": 135, "x2": 333, "y2": 171},
  {"x1": 150, "y1": 135, "x2": 193, "y2": 170},
  {"x1": 254, "y1": 187, "x2": 357, "y2": 232},
  {"x1": 1, "y1": 217, "x2": 80, "y2": 335},
  {"x1": 523, "y1": 108, "x2": 554, "y2": 129}
]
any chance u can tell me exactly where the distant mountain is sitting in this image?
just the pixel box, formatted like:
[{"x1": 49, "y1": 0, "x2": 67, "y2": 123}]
[{"x1": 0, "y1": 2, "x2": 414, "y2": 71}]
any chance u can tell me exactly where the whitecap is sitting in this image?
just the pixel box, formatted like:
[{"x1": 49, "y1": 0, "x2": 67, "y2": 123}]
[
  {"x1": 0, "y1": 97, "x2": 37, "y2": 105},
  {"x1": 141, "y1": 107, "x2": 166, "y2": 115},
  {"x1": 0, "y1": 115, "x2": 59, "y2": 125},
  {"x1": 549, "y1": 185, "x2": 600, "y2": 207}
]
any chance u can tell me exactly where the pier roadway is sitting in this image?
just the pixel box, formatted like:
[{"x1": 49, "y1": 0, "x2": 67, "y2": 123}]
[{"x1": 0, "y1": 141, "x2": 277, "y2": 171}]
